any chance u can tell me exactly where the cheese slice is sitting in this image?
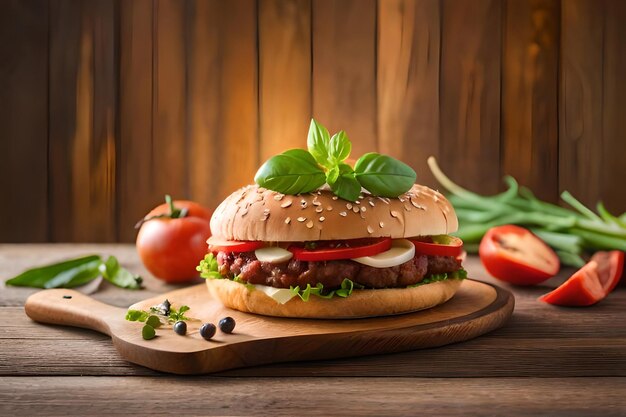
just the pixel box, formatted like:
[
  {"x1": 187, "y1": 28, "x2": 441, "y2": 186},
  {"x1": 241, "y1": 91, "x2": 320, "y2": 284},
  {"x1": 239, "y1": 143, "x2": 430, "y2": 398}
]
[
  {"x1": 254, "y1": 247, "x2": 293, "y2": 263},
  {"x1": 253, "y1": 284, "x2": 296, "y2": 304},
  {"x1": 352, "y1": 239, "x2": 415, "y2": 268}
]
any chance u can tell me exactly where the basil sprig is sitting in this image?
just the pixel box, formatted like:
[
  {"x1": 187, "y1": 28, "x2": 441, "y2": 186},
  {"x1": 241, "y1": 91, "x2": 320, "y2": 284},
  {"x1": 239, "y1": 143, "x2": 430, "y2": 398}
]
[
  {"x1": 5, "y1": 255, "x2": 142, "y2": 290},
  {"x1": 254, "y1": 119, "x2": 416, "y2": 201}
]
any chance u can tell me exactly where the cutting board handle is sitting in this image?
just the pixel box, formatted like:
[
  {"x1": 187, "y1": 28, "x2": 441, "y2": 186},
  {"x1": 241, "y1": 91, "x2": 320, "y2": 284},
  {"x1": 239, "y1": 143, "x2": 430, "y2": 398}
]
[{"x1": 25, "y1": 289, "x2": 118, "y2": 336}]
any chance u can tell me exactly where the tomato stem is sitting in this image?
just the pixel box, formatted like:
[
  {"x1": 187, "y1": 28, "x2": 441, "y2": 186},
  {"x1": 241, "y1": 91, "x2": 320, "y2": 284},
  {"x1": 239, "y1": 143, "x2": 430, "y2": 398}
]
[{"x1": 165, "y1": 195, "x2": 188, "y2": 219}]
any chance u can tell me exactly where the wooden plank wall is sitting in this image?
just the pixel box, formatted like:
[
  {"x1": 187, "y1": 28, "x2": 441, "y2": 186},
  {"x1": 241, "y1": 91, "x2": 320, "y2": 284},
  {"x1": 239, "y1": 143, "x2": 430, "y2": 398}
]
[{"x1": 0, "y1": 0, "x2": 625, "y2": 242}]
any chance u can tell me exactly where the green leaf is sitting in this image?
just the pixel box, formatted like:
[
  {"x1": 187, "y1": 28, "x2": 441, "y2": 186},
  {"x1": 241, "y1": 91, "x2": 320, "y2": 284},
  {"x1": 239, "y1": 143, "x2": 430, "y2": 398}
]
[
  {"x1": 255, "y1": 149, "x2": 326, "y2": 194},
  {"x1": 307, "y1": 119, "x2": 332, "y2": 167},
  {"x1": 100, "y1": 256, "x2": 142, "y2": 289},
  {"x1": 197, "y1": 253, "x2": 223, "y2": 279},
  {"x1": 328, "y1": 164, "x2": 361, "y2": 202},
  {"x1": 44, "y1": 259, "x2": 103, "y2": 289},
  {"x1": 125, "y1": 309, "x2": 149, "y2": 322},
  {"x1": 5, "y1": 255, "x2": 102, "y2": 288},
  {"x1": 354, "y1": 153, "x2": 416, "y2": 197},
  {"x1": 142, "y1": 324, "x2": 156, "y2": 340},
  {"x1": 329, "y1": 130, "x2": 351, "y2": 164},
  {"x1": 145, "y1": 315, "x2": 162, "y2": 328}
]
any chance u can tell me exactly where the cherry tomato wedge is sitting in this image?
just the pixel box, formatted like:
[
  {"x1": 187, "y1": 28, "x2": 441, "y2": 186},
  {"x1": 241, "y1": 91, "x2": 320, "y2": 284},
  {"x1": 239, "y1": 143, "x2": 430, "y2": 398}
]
[
  {"x1": 479, "y1": 225, "x2": 559, "y2": 285},
  {"x1": 207, "y1": 236, "x2": 264, "y2": 253},
  {"x1": 540, "y1": 251, "x2": 624, "y2": 307},
  {"x1": 288, "y1": 237, "x2": 392, "y2": 261},
  {"x1": 409, "y1": 235, "x2": 464, "y2": 257}
]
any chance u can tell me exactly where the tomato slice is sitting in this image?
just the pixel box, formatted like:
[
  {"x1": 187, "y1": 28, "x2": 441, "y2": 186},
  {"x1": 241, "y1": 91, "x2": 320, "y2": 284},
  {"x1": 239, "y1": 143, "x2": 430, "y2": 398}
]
[
  {"x1": 207, "y1": 236, "x2": 264, "y2": 253},
  {"x1": 409, "y1": 235, "x2": 464, "y2": 257},
  {"x1": 479, "y1": 225, "x2": 559, "y2": 285},
  {"x1": 540, "y1": 251, "x2": 624, "y2": 306},
  {"x1": 288, "y1": 237, "x2": 392, "y2": 261}
]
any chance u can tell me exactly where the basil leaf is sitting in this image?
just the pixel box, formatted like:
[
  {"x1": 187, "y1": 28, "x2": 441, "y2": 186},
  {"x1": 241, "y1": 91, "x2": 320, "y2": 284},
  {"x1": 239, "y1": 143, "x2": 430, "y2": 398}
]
[
  {"x1": 255, "y1": 149, "x2": 326, "y2": 194},
  {"x1": 329, "y1": 130, "x2": 351, "y2": 164},
  {"x1": 44, "y1": 259, "x2": 103, "y2": 289},
  {"x1": 307, "y1": 119, "x2": 332, "y2": 167},
  {"x1": 100, "y1": 256, "x2": 142, "y2": 289},
  {"x1": 126, "y1": 310, "x2": 149, "y2": 322},
  {"x1": 5, "y1": 255, "x2": 101, "y2": 288},
  {"x1": 328, "y1": 163, "x2": 361, "y2": 202},
  {"x1": 354, "y1": 153, "x2": 416, "y2": 197}
]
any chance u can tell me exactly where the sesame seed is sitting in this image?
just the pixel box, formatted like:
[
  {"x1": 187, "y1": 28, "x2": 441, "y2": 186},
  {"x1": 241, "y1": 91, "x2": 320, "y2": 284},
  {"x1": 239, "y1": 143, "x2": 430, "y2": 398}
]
[
  {"x1": 297, "y1": 217, "x2": 306, "y2": 222},
  {"x1": 368, "y1": 200, "x2": 375, "y2": 207},
  {"x1": 260, "y1": 215, "x2": 268, "y2": 221},
  {"x1": 367, "y1": 226, "x2": 374, "y2": 234},
  {"x1": 355, "y1": 200, "x2": 360, "y2": 205},
  {"x1": 332, "y1": 196, "x2": 338, "y2": 200},
  {"x1": 240, "y1": 209, "x2": 248, "y2": 217},
  {"x1": 319, "y1": 216, "x2": 325, "y2": 222},
  {"x1": 360, "y1": 206, "x2": 366, "y2": 212},
  {"x1": 326, "y1": 206, "x2": 333, "y2": 211},
  {"x1": 411, "y1": 199, "x2": 420, "y2": 208},
  {"x1": 352, "y1": 206, "x2": 359, "y2": 213},
  {"x1": 281, "y1": 200, "x2": 292, "y2": 208},
  {"x1": 257, "y1": 187, "x2": 266, "y2": 193},
  {"x1": 346, "y1": 203, "x2": 353, "y2": 210},
  {"x1": 306, "y1": 220, "x2": 314, "y2": 228},
  {"x1": 274, "y1": 194, "x2": 284, "y2": 201},
  {"x1": 312, "y1": 200, "x2": 321, "y2": 206},
  {"x1": 285, "y1": 217, "x2": 291, "y2": 224},
  {"x1": 399, "y1": 197, "x2": 405, "y2": 203},
  {"x1": 263, "y1": 208, "x2": 270, "y2": 214},
  {"x1": 339, "y1": 211, "x2": 347, "y2": 217},
  {"x1": 300, "y1": 200, "x2": 308, "y2": 209},
  {"x1": 390, "y1": 210, "x2": 399, "y2": 218},
  {"x1": 379, "y1": 222, "x2": 384, "y2": 228},
  {"x1": 404, "y1": 205, "x2": 411, "y2": 212},
  {"x1": 315, "y1": 206, "x2": 323, "y2": 213}
]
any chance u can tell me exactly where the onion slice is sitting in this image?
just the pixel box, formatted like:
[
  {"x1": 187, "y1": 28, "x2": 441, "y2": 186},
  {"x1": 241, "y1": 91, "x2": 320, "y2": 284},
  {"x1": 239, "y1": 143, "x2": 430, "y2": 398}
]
[{"x1": 352, "y1": 239, "x2": 415, "y2": 268}]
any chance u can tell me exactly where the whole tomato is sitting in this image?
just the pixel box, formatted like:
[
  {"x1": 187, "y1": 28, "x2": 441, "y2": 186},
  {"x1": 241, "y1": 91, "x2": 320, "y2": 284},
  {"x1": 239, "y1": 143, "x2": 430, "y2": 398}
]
[{"x1": 136, "y1": 196, "x2": 212, "y2": 283}]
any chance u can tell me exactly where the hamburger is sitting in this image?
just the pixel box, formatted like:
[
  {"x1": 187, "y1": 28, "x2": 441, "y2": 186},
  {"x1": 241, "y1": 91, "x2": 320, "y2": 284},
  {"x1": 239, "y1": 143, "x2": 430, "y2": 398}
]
[{"x1": 198, "y1": 183, "x2": 466, "y2": 319}]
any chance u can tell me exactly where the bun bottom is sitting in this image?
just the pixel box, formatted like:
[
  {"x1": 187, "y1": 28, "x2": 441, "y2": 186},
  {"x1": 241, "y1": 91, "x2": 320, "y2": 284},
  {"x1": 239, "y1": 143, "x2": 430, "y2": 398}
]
[{"x1": 206, "y1": 278, "x2": 463, "y2": 319}]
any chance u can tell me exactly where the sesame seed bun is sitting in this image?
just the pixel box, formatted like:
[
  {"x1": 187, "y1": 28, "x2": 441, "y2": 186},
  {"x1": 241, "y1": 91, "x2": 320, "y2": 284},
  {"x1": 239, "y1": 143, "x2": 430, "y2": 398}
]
[
  {"x1": 210, "y1": 184, "x2": 458, "y2": 241},
  {"x1": 207, "y1": 184, "x2": 462, "y2": 319}
]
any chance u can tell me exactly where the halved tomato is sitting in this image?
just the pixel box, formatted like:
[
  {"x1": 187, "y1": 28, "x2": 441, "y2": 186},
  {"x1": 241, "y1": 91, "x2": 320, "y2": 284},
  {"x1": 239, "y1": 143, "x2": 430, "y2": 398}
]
[
  {"x1": 540, "y1": 251, "x2": 624, "y2": 307},
  {"x1": 479, "y1": 225, "x2": 559, "y2": 285},
  {"x1": 288, "y1": 237, "x2": 392, "y2": 261},
  {"x1": 409, "y1": 235, "x2": 464, "y2": 257},
  {"x1": 207, "y1": 236, "x2": 264, "y2": 253}
]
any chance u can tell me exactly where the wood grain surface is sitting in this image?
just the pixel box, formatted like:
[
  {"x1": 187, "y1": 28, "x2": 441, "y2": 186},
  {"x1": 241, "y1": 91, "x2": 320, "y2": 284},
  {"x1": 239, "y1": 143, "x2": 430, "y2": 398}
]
[
  {"x1": 22, "y1": 279, "x2": 512, "y2": 374},
  {"x1": 1, "y1": 245, "x2": 625, "y2": 415},
  {"x1": 2, "y1": 0, "x2": 626, "y2": 242}
]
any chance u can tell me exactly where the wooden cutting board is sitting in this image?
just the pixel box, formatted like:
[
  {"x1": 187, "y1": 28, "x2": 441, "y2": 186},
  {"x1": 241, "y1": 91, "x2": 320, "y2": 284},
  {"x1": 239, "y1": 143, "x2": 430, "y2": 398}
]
[{"x1": 24, "y1": 279, "x2": 514, "y2": 374}]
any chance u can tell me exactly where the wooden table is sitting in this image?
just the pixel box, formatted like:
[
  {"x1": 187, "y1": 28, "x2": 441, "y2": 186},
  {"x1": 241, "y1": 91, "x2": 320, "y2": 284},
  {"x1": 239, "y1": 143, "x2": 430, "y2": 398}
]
[{"x1": 1, "y1": 244, "x2": 625, "y2": 416}]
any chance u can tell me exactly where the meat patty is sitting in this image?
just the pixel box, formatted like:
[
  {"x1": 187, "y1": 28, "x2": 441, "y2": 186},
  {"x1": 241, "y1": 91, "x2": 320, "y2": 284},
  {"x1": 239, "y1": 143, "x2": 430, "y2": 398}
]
[{"x1": 216, "y1": 251, "x2": 462, "y2": 290}]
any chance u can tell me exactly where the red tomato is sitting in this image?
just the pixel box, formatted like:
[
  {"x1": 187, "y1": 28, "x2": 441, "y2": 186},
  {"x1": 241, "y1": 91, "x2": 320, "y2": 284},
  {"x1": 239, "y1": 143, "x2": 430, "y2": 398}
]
[
  {"x1": 409, "y1": 236, "x2": 464, "y2": 257},
  {"x1": 136, "y1": 197, "x2": 212, "y2": 283},
  {"x1": 207, "y1": 236, "x2": 265, "y2": 253},
  {"x1": 288, "y1": 238, "x2": 392, "y2": 261},
  {"x1": 540, "y1": 251, "x2": 624, "y2": 306},
  {"x1": 479, "y1": 225, "x2": 559, "y2": 285}
]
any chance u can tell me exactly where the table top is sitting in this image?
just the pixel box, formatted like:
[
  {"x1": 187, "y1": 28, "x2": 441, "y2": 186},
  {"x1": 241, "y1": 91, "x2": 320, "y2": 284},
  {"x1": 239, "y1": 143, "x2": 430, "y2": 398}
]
[{"x1": 1, "y1": 244, "x2": 625, "y2": 416}]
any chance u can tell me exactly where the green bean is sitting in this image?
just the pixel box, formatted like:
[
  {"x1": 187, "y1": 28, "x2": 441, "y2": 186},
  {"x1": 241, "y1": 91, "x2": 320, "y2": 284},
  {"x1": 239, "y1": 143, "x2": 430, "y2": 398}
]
[
  {"x1": 556, "y1": 251, "x2": 587, "y2": 268},
  {"x1": 530, "y1": 229, "x2": 582, "y2": 254},
  {"x1": 597, "y1": 202, "x2": 626, "y2": 229}
]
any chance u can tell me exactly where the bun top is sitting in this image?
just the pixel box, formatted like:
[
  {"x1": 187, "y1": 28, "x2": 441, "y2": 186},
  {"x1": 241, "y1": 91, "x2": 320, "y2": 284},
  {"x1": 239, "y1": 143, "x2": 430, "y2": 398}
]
[{"x1": 210, "y1": 184, "x2": 458, "y2": 242}]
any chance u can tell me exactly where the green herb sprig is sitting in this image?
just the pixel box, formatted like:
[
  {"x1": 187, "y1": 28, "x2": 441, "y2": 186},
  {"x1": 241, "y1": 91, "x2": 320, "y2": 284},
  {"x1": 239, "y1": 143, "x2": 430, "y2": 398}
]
[
  {"x1": 428, "y1": 156, "x2": 626, "y2": 267},
  {"x1": 126, "y1": 300, "x2": 192, "y2": 340},
  {"x1": 254, "y1": 119, "x2": 417, "y2": 201},
  {"x1": 5, "y1": 255, "x2": 142, "y2": 290}
]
